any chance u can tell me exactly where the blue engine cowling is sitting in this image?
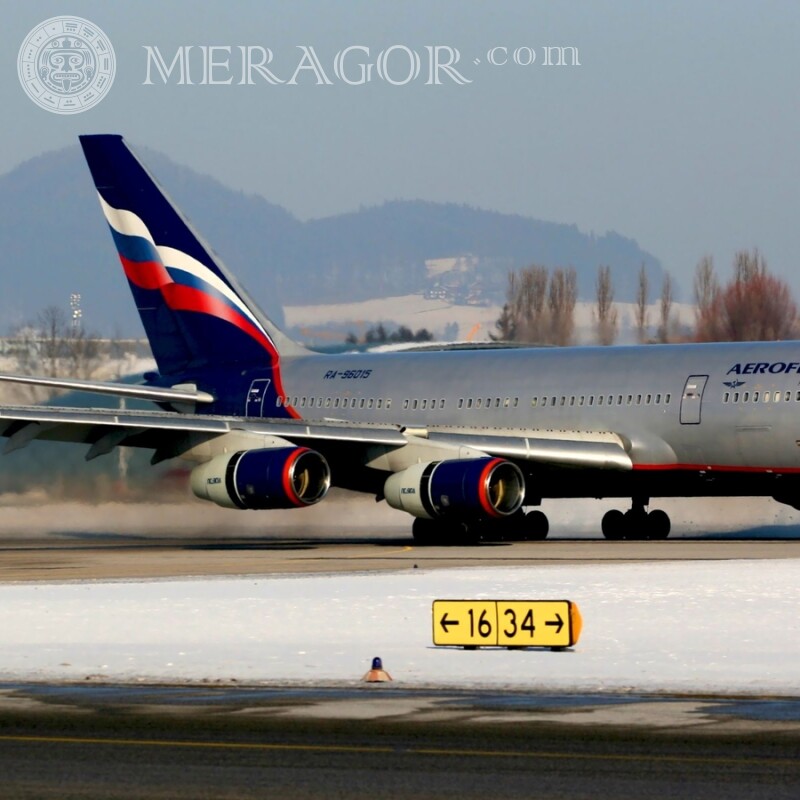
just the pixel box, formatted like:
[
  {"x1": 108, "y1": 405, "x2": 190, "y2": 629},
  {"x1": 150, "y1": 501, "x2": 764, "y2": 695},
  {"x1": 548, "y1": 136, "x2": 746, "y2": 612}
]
[
  {"x1": 383, "y1": 458, "x2": 525, "y2": 520},
  {"x1": 190, "y1": 447, "x2": 331, "y2": 510}
]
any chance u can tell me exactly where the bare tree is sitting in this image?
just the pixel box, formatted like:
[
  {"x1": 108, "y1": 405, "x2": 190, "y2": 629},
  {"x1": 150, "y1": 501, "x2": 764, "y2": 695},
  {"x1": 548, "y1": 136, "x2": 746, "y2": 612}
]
[
  {"x1": 515, "y1": 265, "x2": 549, "y2": 343},
  {"x1": 38, "y1": 305, "x2": 68, "y2": 378},
  {"x1": 693, "y1": 255, "x2": 719, "y2": 341},
  {"x1": 547, "y1": 267, "x2": 577, "y2": 346},
  {"x1": 634, "y1": 264, "x2": 649, "y2": 343},
  {"x1": 490, "y1": 300, "x2": 516, "y2": 342},
  {"x1": 593, "y1": 265, "x2": 618, "y2": 345},
  {"x1": 694, "y1": 249, "x2": 797, "y2": 341},
  {"x1": 493, "y1": 265, "x2": 550, "y2": 343},
  {"x1": 657, "y1": 273, "x2": 673, "y2": 343}
]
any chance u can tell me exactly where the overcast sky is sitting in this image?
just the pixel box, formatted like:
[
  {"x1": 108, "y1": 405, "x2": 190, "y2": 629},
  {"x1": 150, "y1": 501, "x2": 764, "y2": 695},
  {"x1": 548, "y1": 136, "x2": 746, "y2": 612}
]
[{"x1": 3, "y1": 1, "x2": 800, "y2": 300}]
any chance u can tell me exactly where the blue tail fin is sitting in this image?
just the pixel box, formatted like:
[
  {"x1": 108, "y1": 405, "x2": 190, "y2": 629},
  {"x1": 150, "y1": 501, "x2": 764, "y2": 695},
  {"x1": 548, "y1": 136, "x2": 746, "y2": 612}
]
[{"x1": 79, "y1": 134, "x2": 305, "y2": 377}]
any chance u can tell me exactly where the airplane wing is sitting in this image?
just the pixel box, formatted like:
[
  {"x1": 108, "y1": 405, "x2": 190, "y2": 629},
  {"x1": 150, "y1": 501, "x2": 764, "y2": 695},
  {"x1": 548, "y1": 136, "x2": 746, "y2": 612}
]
[
  {"x1": 0, "y1": 404, "x2": 631, "y2": 471},
  {"x1": 0, "y1": 373, "x2": 214, "y2": 406}
]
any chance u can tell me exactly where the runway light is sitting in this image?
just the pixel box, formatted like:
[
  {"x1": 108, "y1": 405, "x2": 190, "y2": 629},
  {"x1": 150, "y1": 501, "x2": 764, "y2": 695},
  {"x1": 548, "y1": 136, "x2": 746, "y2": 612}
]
[{"x1": 362, "y1": 656, "x2": 393, "y2": 683}]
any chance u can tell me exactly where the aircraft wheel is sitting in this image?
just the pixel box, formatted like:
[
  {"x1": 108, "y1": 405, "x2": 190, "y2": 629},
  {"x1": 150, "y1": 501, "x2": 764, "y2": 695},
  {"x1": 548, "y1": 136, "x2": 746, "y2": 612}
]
[
  {"x1": 523, "y1": 510, "x2": 549, "y2": 540},
  {"x1": 647, "y1": 509, "x2": 671, "y2": 539},
  {"x1": 484, "y1": 511, "x2": 524, "y2": 541},
  {"x1": 412, "y1": 518, "x2": 439, "y2": 545},
  {"x1": 601, "y1": 509, "x2": 625, "y2": 540},
  {"x1": 623, "y1": 509, "x2": 650, "y2": 540}
]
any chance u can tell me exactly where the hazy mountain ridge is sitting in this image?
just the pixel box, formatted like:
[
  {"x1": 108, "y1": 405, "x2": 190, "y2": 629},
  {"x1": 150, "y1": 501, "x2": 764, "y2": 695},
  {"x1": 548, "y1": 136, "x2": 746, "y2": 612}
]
[{"x1": 0, "y1": 145, "x2": 664, "y2": 335}]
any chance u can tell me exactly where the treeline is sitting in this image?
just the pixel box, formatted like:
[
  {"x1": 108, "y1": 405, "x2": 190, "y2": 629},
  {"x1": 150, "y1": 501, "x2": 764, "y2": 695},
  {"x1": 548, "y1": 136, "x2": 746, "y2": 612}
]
[
  {"x1": 494, "y1": 248, "x2": 798, "y2": 345},
  {"x1": 345, "y1": 324, "x2": 434, "y2": 346}
]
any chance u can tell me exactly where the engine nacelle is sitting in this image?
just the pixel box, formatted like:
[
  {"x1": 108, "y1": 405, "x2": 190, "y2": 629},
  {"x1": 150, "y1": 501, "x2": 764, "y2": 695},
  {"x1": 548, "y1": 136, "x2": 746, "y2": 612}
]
[
  {"x1": 190, "y1": 447, "x2": 331, "y2": 510},
  {"x1": 384, "y1": 458, "x2": 525, "y2": 520}
]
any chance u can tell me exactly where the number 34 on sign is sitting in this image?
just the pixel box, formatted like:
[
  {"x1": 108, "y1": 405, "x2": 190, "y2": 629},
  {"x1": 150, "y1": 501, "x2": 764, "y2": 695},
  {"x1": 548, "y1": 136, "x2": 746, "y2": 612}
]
[{"x1": 432, "y1": 600, "x2": 582, "y2": 649}]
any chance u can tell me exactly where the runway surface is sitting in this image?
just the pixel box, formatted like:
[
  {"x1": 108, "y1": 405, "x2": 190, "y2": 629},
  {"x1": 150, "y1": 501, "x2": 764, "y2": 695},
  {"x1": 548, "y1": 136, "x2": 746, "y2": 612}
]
[
  {"x1": 0, "y1": 685, "x2": 798, "y2": 799},
  {"x1": 2, "y1": 531, "x2": 800, "y2": 581}
]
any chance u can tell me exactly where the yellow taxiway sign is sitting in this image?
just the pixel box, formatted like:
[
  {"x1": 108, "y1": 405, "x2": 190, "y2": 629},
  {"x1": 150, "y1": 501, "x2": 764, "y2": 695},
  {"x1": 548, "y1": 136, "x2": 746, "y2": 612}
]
[{"x1": 432, "y1": 599, "x2": 582, "y2": 649}]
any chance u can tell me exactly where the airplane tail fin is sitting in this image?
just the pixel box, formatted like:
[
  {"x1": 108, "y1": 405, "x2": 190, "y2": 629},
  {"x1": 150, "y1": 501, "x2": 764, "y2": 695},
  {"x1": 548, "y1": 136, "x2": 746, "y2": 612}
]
[{"x1": 79, "y1": 134, "x2": 307, "y2": 377}]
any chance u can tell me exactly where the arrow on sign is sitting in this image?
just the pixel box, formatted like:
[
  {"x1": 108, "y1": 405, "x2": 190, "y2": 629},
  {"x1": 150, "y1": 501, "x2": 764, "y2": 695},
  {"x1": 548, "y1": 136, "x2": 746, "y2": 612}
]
[
  {"x1": 545, "y1": 613, "x2": 564, "y2": 634},
  {"x1": 439, "y1": 613, "x2": 459, "y2": 633}
]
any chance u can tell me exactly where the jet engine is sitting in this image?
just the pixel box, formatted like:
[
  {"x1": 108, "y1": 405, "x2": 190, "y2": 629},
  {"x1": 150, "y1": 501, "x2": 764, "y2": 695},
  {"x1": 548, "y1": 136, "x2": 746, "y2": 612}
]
[
  {"x1": 383, "y1": 457, "x2": 525, "y2": 520},
  {"x1": 190, "y1": 447, "x2": 331, "y2": 510}
]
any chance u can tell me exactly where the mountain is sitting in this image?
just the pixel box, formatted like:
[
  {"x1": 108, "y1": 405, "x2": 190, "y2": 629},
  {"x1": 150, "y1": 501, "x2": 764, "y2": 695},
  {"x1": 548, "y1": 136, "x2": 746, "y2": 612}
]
[{"x1": 0, "y1": 145, "x2": 664, "y2": 336}]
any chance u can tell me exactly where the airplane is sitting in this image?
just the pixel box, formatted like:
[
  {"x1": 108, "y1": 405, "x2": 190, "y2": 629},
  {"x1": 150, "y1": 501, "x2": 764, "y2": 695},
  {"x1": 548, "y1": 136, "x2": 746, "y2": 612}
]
[{"x1": 2, "y1": 133, "x2": 800, "y2": 544}]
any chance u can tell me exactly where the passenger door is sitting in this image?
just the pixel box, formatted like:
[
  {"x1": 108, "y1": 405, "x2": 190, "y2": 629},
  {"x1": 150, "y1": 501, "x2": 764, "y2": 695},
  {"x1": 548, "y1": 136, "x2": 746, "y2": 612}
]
[
  {"x1": 680, "y1": 375, "x2": 708, "y2": 424},
  {"x1": 246, "y1": 378, "x2": 271, "y2": 417}
]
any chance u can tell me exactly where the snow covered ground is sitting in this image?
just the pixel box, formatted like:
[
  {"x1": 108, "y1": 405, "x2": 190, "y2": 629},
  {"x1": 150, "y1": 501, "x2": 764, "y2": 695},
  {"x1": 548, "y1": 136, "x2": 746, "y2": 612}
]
[{"x1": 0, "y1": 560, "x2": 798, "y2": 695}]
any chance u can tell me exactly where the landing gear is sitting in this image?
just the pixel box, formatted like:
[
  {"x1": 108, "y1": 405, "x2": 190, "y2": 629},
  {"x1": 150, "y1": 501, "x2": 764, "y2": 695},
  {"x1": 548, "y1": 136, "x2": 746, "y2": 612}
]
[
  {"x1": 411, "y1": 509, "x2": 550, "y2": 546},
  {"x1": 411, "y1": 517, "x2": 479, "y2": 546},
  {"x1": 601, "y1": 499, "x2": 671, "y2": 540},
  {"x1": 523, "y1": 510, "x2": 549, "y2": 540}
]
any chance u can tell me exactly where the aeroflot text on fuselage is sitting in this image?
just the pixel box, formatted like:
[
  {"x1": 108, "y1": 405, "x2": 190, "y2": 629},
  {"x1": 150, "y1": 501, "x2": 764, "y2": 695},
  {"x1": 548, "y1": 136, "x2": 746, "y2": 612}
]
[{"x1": 726, "y1": 362, "x2": 800, "y2": 375}]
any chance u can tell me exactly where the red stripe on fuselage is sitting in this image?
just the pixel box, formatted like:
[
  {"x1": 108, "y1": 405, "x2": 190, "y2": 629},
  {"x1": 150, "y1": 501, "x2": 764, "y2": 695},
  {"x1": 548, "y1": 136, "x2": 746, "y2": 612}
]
[{"x1": 632, "y1": 463, "x2": 800, "y2": 474}]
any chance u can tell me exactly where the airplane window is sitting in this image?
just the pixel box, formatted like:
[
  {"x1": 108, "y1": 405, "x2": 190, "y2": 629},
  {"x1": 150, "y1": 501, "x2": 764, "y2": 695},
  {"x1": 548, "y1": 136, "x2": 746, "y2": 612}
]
[
  {"x1": 325, "y1": 398, "x2": 332, "y2": 408},
  {"x1": 733, "y1": 392, "x2": 740, "y2": 402},
  {"x1": 360, "y1": 399, "x2": 366, "y2": 408},
  {"x1": 476, "y1": 398, "x2": 483, "y2": 409},
  {"x1": 764, "y1": 392, "x2": 770, "y2": 403},
  {"x1": 300, "y1": 397, "x2": 306, "y2": 407},
  {"x1": 723, "y1": 392, "x2": 730, "y2": 403},
  {"x1": 276, "y1": 396, "x2": 283, "y2": 407},
  {"x1": 531, "y1": 398, "x2": 538, "y2": 408},
  {"x1": 665, "y1": 393, "x2": 671, "y2": 403},
  {"x1": 386, "y1": 399, "x2": 392, "y2": 409},
  {"x1": 377, "y1": 399, "x2": 383, "y2": 409},
  {"x1": 550, "y1": 397, "x2": 556, "y2": 407},
  {"x1": 440, "y1": 399, "x2": 446, "y2": 409},
  {"x1": 495, "y1": 398, "x2": 501, "y2": 408},
  {"x1": 403, "y1": 399, "x2": 409, "y2": 409},
  {"x1": 589, "y1": 396, "x2": 594, "y2": 406},
  {"x1": 626, "y1": 394, "x2": 632, "y2": 405},
  {"x1": 504, "y1": 398, "x2": 510, "y2": 407},
  {"x1": 560, "y1": 396, "x2": 566, "y2": 406},
  {"x1": 569, "y1": 396, "x2": 575, "y2": 406},
  {"x1": 467, "y1": 398, "x2": 473, "y2": 409},
  {"x1": 617, "y1": 395, "x2": 623, "y2": 405},
  {"x1": 486, "y1": 398, "x2": 492, "y2": 408},
  {"x1": 368, "y1": 399, "x2": 374, "y2": 409},
  {"x1": 412, "y1": 399, "x2": 419, "y2": 410},
  {"x1": 743, "y1": 392, "x2": 750, "y2": 402},
  {"x1": 645, "y1": 394, "x2": 652, "y2": 405},
  {"x1": 598, "y1": 395, "x2": 604, "y2": 406},
  {"x1": 579, "y1": 395, "x2": 585, "y2": 406},
  {"x1": 421, "y1": 399, "x2": 428, "y2": 410},
  {"x1": 334, "y1": 398, "x2": 340, "y2": 408},
  {"x1": 542, "y1": 396, "x2": 548, "y2": 407},
  {"x1": 514, "y1": 398, "x2": 519, "y2": 407},
  {"x1": 458, "y1": 399, "x2": 464, "y2": 409},
  {"x1": 753, "y1": 391, "x2": 760, "y2": 402},
  {"x1": 636, "y1": 394, "x2": 642, "y2": 404},
  {"x1": 796, "y1": 391, "x2": 800, "y2": 402},
  {"x1": 655, "y1": 393, "x2": 662, "y2": 404}
]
